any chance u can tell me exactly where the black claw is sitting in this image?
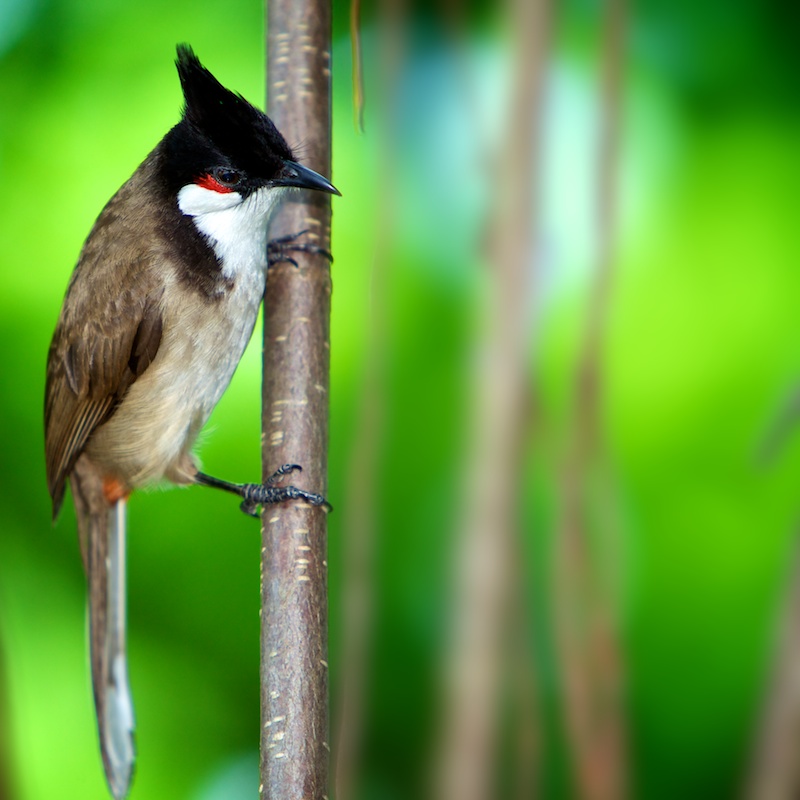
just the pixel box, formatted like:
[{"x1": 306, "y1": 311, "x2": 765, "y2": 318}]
[
  {"x1": 268, "y1": 254, "x2": 300, "y2": 269},
  {"x1": 240, "y1": 499, "x2": 261, "y2": 518},
  {"x1": 267, "y1": 464, "x2": 302, "y2": 485},
  {"x1": 272, "y1": 229, "x2": 311, "y2": 244},
  {"x1": 267, "y1": 230, "x2": 333, "y2": 269}
]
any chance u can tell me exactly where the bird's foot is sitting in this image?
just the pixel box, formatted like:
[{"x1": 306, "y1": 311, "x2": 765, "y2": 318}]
[
  {"x1": 195, "y1": 464, "x2": 331, "y2": 517},
  {"x1": 267, "y1": 230, "x2": 333, "y2": 269}
]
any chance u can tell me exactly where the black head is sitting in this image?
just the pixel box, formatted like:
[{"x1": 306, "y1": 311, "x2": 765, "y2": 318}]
[{"x1": 162, "y1": 45, "x2": 338, "y2": 197}]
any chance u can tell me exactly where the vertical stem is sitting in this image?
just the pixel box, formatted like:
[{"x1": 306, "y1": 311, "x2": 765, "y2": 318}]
[
  {"x1": 555, "y1": 0, "x2": 627, "y2": 798},
  {"x1": 435, "y1": 0, "x2": 549, "y2": 797},
  {"x1": 260, "y1": 1, "x2": 333, "y2": 798}
]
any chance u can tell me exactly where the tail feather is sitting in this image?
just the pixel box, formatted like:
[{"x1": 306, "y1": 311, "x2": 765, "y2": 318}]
[{"x1": 72, "y1": 455, "x2": 136, "y2": 799}]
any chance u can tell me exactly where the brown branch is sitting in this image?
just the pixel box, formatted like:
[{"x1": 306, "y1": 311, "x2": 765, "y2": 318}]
[
  {"x1": 554, "y1": 0, "x2": 628, "y2": 798},
  {"x1": 260, "y1": 2, "x2": 334, "y2": 798}
]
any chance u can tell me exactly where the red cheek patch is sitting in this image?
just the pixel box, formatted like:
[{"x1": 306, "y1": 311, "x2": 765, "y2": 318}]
[{"x1": 196, "y1": 174, "x2": 235, "y2": 194}]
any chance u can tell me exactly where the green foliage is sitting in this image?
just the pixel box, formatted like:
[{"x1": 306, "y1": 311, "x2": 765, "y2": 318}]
[{"x1": 0, "y1": 1, "x2": 798, "y2": 798}]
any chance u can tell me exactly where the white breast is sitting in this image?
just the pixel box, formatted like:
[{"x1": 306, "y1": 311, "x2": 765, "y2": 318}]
[{"x1": 87, "y1": 184, "x2": 284, "y2": 488}]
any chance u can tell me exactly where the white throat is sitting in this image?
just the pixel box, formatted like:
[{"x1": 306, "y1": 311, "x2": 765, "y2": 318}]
[{"x1": 177, "y1": 184, "x2": 284, "y2": 278}]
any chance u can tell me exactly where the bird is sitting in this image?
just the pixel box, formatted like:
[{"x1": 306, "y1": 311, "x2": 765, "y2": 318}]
[{"x1": 44, "y1": 44, "x2": 339, "y2": 799}]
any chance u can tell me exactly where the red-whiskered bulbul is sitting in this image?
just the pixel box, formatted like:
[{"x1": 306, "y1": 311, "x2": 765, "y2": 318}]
[{"x1": 44, "y1": 45, "x2": 338, "y2": 799}]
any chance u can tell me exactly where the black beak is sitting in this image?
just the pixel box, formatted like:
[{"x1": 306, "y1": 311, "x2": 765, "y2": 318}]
[{"x1": 276, "y1": 160, "x2": 341, "y2": 196}]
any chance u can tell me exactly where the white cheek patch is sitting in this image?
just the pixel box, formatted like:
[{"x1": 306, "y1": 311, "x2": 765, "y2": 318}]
[
  {"x1": 176, "y1": 185, "x2": 286, "y2": 279},
  {"x1": 177, "y1": 183, "x2": 243, "y2": 216}
]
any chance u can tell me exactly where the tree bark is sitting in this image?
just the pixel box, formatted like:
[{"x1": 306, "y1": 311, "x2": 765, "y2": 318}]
[{"x1": 260, "y1": 2, "x2": 334, "y2": 798}]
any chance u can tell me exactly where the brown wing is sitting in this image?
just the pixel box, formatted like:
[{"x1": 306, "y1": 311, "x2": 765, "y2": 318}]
[{"x1": 45, "y1": 234, "x2": 164, "y2": 518}]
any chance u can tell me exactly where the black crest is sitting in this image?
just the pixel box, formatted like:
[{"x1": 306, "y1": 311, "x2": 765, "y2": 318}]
[{"x1": 172, "y1": 44, "x2": 293, "y2": 179}]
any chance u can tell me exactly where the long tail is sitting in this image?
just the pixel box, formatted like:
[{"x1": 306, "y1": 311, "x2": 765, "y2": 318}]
[{"x1": 71, "y1": 455, "x2": 136, "y2": 799}]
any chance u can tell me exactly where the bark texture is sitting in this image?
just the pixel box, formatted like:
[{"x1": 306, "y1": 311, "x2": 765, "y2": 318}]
[{"x1": 260, "y1": 2, "x2": 334, "y2": 797}]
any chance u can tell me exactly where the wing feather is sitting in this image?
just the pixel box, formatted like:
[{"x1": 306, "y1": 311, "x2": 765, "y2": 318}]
[{"x1": 45, "y1": 198, "x2": 166, "y2": 518}]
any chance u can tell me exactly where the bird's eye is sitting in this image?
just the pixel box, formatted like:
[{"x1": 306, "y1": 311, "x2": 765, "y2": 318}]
[{"x1": 212, "y1": 168, "x2": 242, "y2": 187}]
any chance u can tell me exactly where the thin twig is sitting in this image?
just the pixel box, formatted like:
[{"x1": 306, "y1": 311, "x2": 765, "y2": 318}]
[
  {"x1": 260, "y1": 2, "x2": 334, "y2": 797},
  {"x1": 555, "y1": 0, "x2": 628, "y2": 798}
]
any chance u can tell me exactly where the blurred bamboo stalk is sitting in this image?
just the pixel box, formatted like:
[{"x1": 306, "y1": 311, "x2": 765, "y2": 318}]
[
  {"x1": 554, "y1": 0, "x2": 628, "y2": 798},
  {"x1": 434, "y1": 0, "x2": 550, "y2": 797},
  {"x1": 510, "y1": 544, "x2": 542, "y2": 800},
  {"x1": 334, "y1": 0, "x2": 406, "y2": 797},
  {"x1": 260, "y1": 1, "x2": 334, "y2": 797},
  {"x1": 745, "y1": 538, "x2": 800, "y2": 800}
]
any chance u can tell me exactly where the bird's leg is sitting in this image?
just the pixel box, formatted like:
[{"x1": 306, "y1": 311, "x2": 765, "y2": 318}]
[
  {"x1": 267, "y1": 230, "x2": 333, "y2": 269},
  {"x1": 194, "y1": 464, "x2": 331, "y2": 517}
]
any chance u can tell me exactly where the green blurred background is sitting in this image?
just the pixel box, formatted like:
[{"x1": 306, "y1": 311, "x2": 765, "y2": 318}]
[{"x1": 0, "y1": 0, "x2": 799, "y2": 798}]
